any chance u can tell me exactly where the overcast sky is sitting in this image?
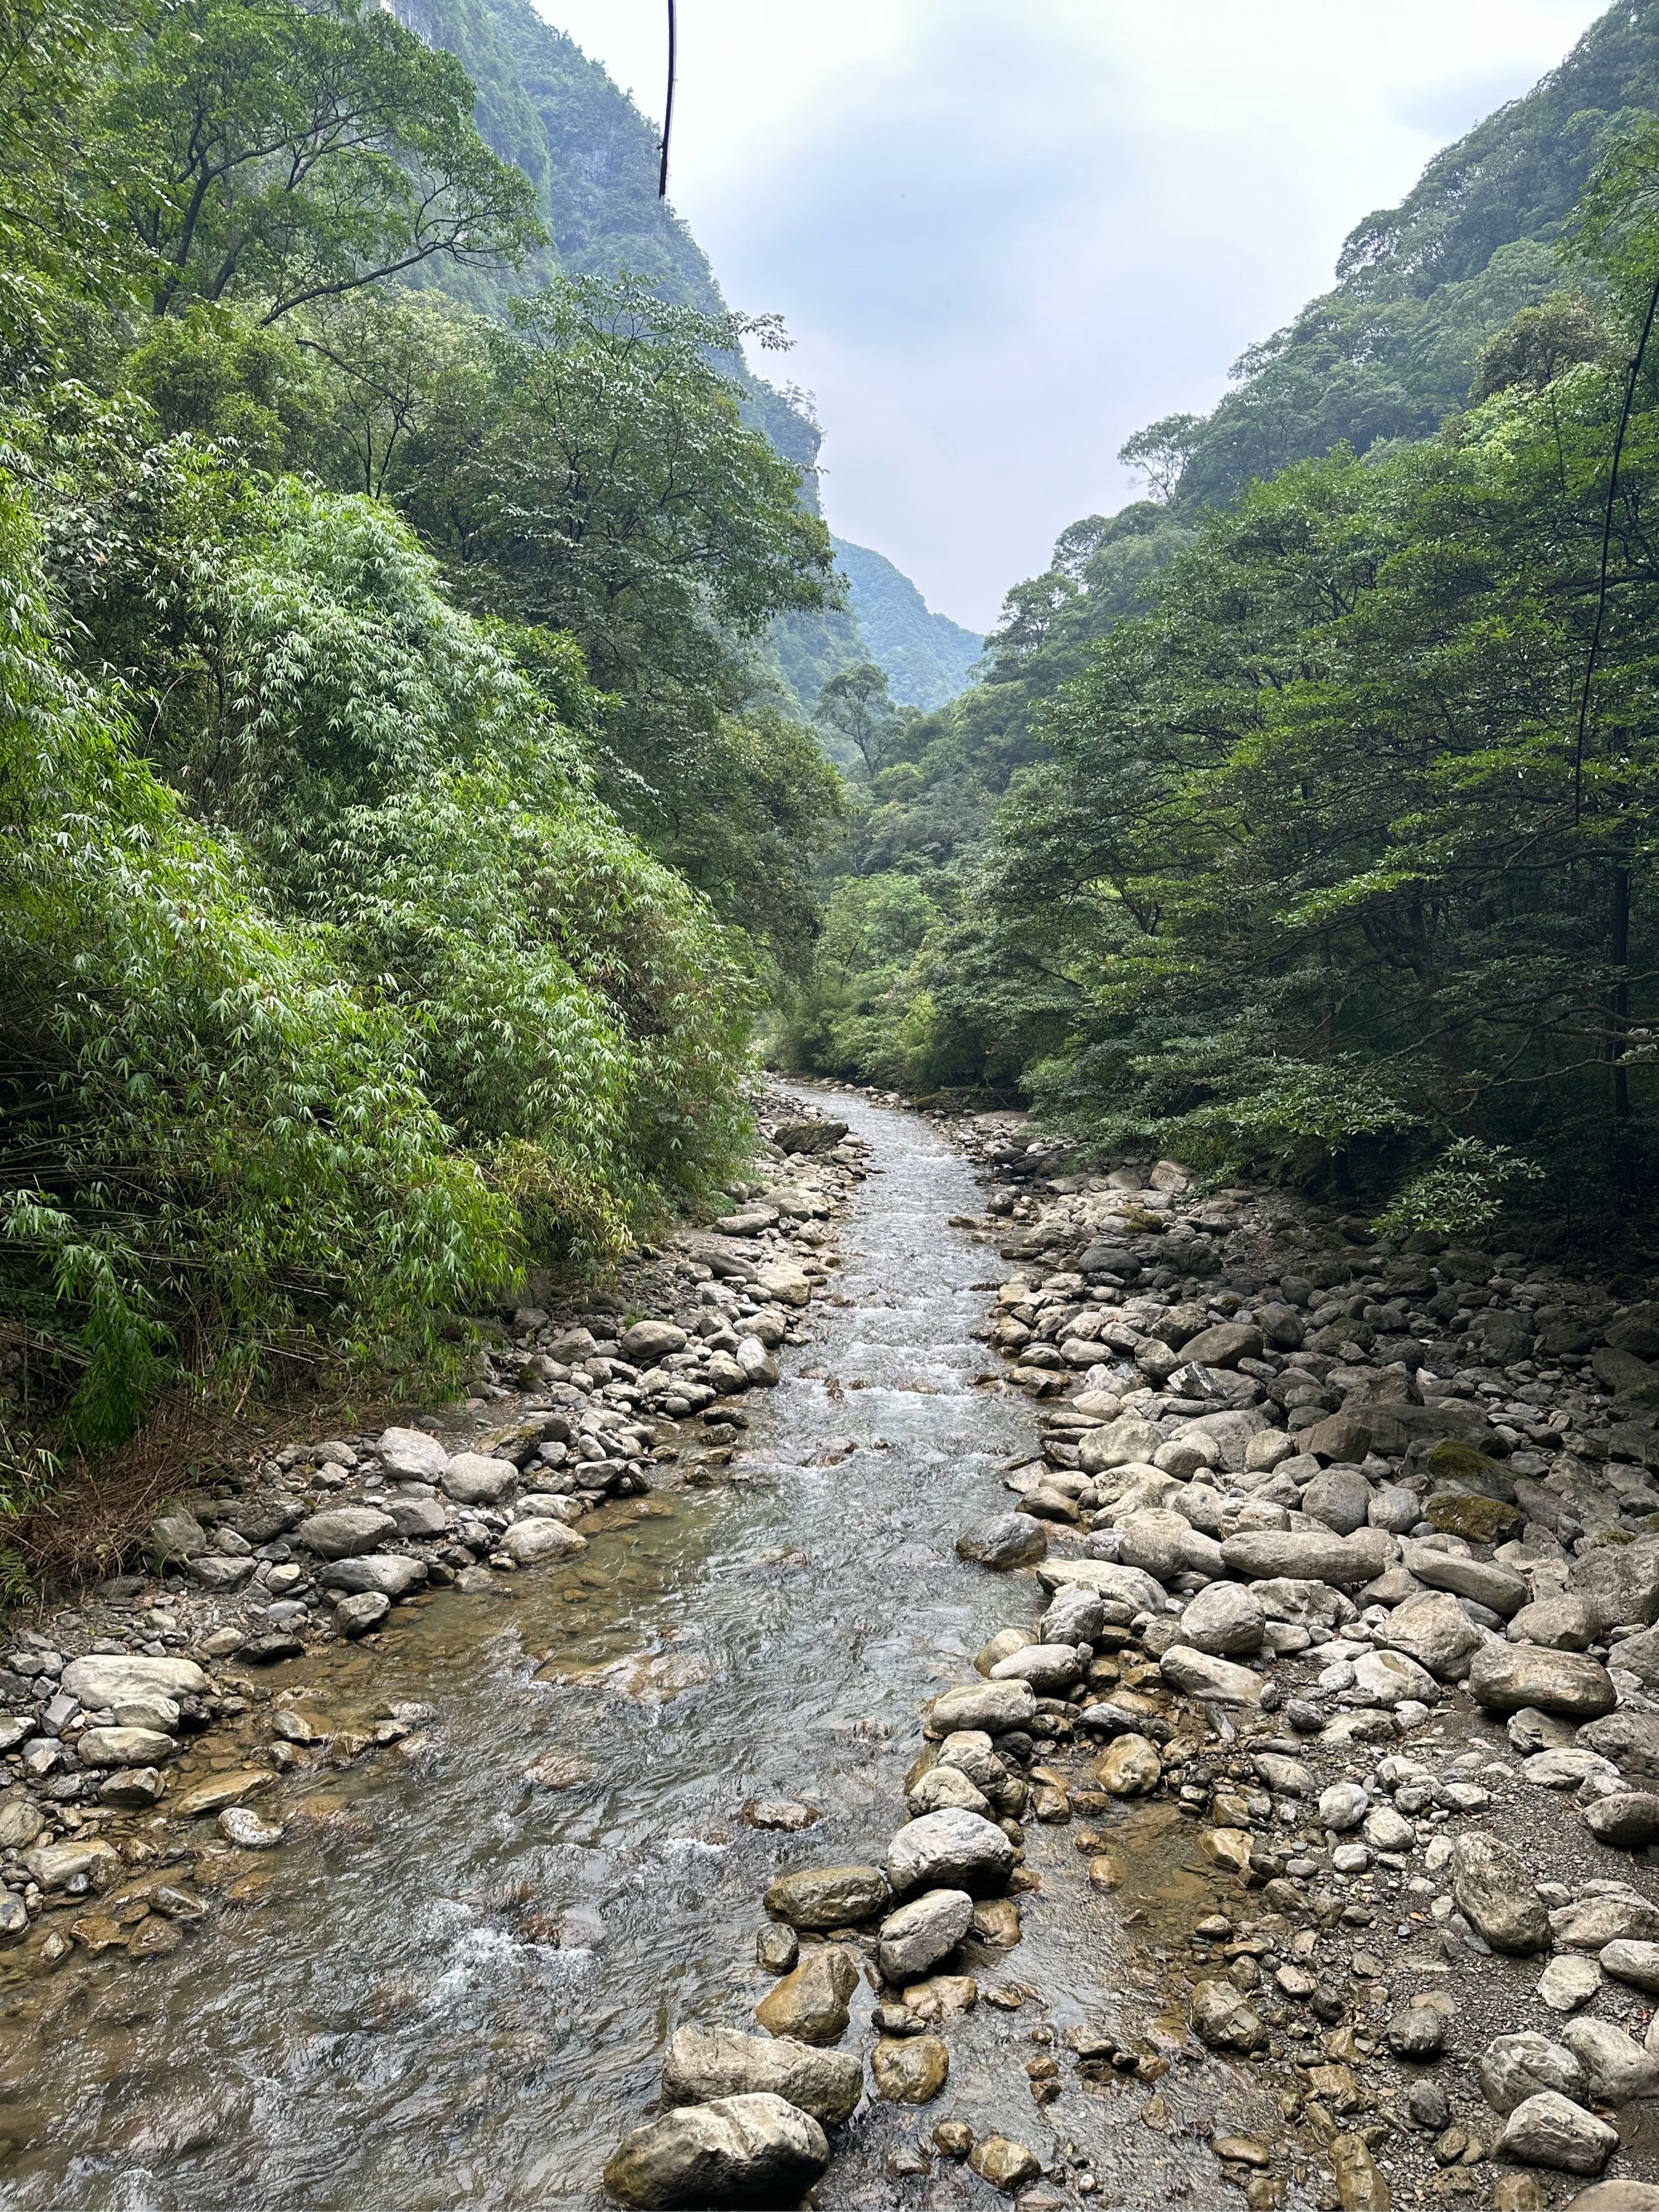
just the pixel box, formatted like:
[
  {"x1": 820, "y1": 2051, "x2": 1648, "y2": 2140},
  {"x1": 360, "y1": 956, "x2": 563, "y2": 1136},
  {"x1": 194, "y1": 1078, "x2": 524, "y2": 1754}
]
[{"x1": 538, "y1": 1, "x2": 1605, "y2": 632}]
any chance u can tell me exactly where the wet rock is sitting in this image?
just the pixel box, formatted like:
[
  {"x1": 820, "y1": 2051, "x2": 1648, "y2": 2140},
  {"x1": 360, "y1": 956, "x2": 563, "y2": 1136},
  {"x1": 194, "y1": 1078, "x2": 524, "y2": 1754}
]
[
  {"x1": 1379, "y1": 1592, "x2": 1484, "y2": 1680},
  {"x1": 1180, "y1": 1581, "x2": 1266, "y2": 1655},
  {"x1": 660, "y1": 2027, "x2": 862, "y2": 2127},
  {"x1": 1598, "y1": 1940, "x2": 1659, "y2": 1992},
  {"x1": 171, "y1": 1771, "x2": 272, "y2": 1817},
  {"x1": 907, "y1": 1766, "x2": 992, "y2": 1818},
  {"x1": 1564, "y1": 2017, "x2": 1659, "y2": 2104},
  {"x1": 1159, "y1": 1645, "x2": 1263, "y2": 1707},
  {"x1": 440, "y1": 1453, "x2": 518, "y2": 1506},
  {"x1": 871, "y1": 2034, "x2": 949, "y2": 2103},
  {"x1": 1094, "y1": 1734, "x2": 1161, "y2": 1796},
  {"x1": 604, "y1": 2092, "x2": 829, "y2": 2208},
  {"x1": 757, "y1": 1926, "x2": 798, "y2": 1976},
  {"x1": 1467, "y1": 1646, "x2": 1616, "y2": 1719},
  {"x1": 1400, "y1": 1543, "x2": 1528, "y2": 1618},
  {"x1": 967, "y1": 2136, "x2": 1043, "y2": 2192},
  {"x1": 1499, "y1": 2091, "x2": 1616, "y2": 2176},
  {"x1": 77, "y1": 1725, "x2": 174, "y2": 1769},
  {"x1": 320, "y1": 1554, "x2": 428, "y2": 1597},
  {"x1": 294, "y1": 1507, "x2": 397, "y2": 1560},
  {"x1": 1538, "y1": 1956, "x2": 1603, "y2": 2013},
  {"x1": 925, "y1": 1682, "x2": 1037, "y2": 1738},
  {"x1": 621, "y1": 1320, "x2": 688, "y2": 1364},
  {"x1": 58, "y1": 1655, "x2": 207, "y2": 1706},
  {"x1": 754, "y1": 1947, "x2": 861, "y2": 2044},
  {"x1": 735, "y1": 1338, "x2": 780, "y2": 1388},
  {"x1": 1452, "y1": 1833, "x2": 1550, "y2": 1952},
  {"x1": 956, "y1": 1514, "x2": 1048, "y2": 1571},
  {"x1": 1219, "y1": 1529, "x2": 1389, "y2": 1585},
  {"x1": 377, "y1": 1426, "x2": 450, "y2": 1479},
  {"x1": 1331, "y1": 2132, "x2": 1391, "y2": 2210},
  {"x1": 989, "y1": 1644, "x2": 1082, "y2": 1693},
  {"x1": 886, "y1": 1810, "x2": 1015, "y2": 1896},
  {"x1": 22, "y1": 1839, "x2": 120, "y2": 1891},
  {"x1": 1190, "y1": 1978, "x2": 1267, "y2": 2053},
  {"x1": 1479, "y1": 2032, "x2": 1587, "y2": 2112},
  {"x1": 878, "y1": 1888, "x2": 974, "y2": 1981},
  {"x1": 933, "y1": 2119, "x2": 974, "y2": 2160},
  {"x1": 1199, "y1": 1826, "x2": 1253, "y2": 1874},
  {"x1": 217, "y1": 1807, "x2": 283, "y2": 1849},
  {"x1": 1588, "y1": 1792, "x2": 1659, "y2": 1849},
  {"x1": 336, "y1": 1592, "x2": 390, "y2": 1638},
  {"x1": 500, "y1": 1519, "x2": 586, "y2": 1568},
  {"x1": 0, "y1": 1800, "x2": 44, "y2": 1850},
  {"x1": 764, "y1": 1865, "x2": 888, "y2": 1932}
]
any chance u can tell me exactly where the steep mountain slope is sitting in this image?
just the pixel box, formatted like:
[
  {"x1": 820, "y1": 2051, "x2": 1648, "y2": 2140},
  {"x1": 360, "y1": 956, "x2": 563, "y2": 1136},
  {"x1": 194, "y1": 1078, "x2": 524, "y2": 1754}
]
[
  {"x1": 1156, "y1": 0, "x2": 1659, "y2": 508},
  {"x1": 830, "y1": 538, "x2": 982, "y2": 710}
]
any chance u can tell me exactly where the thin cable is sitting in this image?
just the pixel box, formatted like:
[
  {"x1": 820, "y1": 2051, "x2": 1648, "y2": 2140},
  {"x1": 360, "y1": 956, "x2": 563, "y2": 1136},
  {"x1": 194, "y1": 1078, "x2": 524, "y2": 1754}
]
[
  {"x1": 1574, "y1": 265, "x2": 1659, "y2": 822},
  {"x1": 658, "y1": 0, "x2": 676, "y2": 198}
]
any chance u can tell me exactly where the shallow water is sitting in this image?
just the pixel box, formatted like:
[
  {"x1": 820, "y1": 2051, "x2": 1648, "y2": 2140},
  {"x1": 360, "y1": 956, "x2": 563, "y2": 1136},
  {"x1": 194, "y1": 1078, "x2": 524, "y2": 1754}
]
[{"x1": 0, "y1": 1096, "x2": 1266, "y2": 2212}]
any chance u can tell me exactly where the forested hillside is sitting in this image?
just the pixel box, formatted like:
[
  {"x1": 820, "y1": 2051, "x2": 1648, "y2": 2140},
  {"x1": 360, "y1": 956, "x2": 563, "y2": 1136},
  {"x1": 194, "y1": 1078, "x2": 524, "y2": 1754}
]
[
  {"x1": 788, "y1": 0, "x2": 1659, "y2": 1256},
  {"x1": 0, "y1": 0, "x2": 849, "y2": 1456}
]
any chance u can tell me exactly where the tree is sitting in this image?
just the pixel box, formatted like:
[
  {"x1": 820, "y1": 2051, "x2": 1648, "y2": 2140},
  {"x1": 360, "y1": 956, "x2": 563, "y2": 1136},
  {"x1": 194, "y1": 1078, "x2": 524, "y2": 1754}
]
[
  {"x1": 101, "y1": 0, "x2": 543, "y2": 322},
  {"x1": 1117, "y1": 412, "x2": 1204, "y2": 502},
  {"x1": 815, "y1": 660, "x2": 902, "y2": 777}
]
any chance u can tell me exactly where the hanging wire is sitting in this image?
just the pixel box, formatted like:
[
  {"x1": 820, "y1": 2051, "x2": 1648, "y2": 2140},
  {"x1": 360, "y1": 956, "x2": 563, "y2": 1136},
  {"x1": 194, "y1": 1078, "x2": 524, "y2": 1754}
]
[{"x1": 658, "y1": 0, "x2": 676, "y2": 197}]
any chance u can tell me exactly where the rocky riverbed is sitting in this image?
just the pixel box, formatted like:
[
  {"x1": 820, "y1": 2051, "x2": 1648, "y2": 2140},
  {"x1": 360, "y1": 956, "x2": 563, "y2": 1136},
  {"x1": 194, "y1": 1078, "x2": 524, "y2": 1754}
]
[{"x1": 6, "y1": 1089, "x2": 1659, "y2": 2212}]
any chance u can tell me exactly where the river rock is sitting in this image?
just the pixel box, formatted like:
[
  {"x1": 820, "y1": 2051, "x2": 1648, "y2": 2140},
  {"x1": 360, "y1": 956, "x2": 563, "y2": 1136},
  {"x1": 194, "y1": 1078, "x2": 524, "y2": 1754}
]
[
  {"x1": 146, "y1": 1508, "x2": 207, "y2": 1564},
  {"x1": 1095, "y1": 1734, "x2": 1162, "y2": 1796},
  {"x1": 1500, "y1": 2092, "x2": 1617, "y2": 2175},
  {"x1": 1190, "y1": 1978, "x2": 1267, "y2": 2053},
  {"x1": 58, "y1": 1655, "x2": 207, "y2": 1707},
  {"x1": 1112, "y1": 1510, "x2": 1213, "y2": 1582},
  {"x1": 440, "y1": 1453, "x2": 518, "y2": 1506},
  {"x1": 752, "y1": 1260, "x2": 812, "y2": 1308},
  {"x1": 1604, "y1": 1626, "x2": 1659, "y2": 1689},
  {"x1": 22, "y1": 1839, "x2": 120, "y2": 1891},
  {"x1": 1569, "y1": 1535, "x2": 1659, "y2": 1632},
  {"x1": 878, "y1": 1888, "x2": 974, "y2": 1981},
  {"x1": 754, "y1": 1947, "x2": 860, "y2": 2044},
  {"x1": 377, "y1": 1426, "x2": 451, "y2": 1480},
  {"x1": 0, "y1": 1801, "x2": 43, "y2": 1851},
  {"x1": 1602, "y1": 1940, "x2": 1659, "y2": 1991},
  {"x1": 955, "y1": 1514, "x2": 1048, "y2": 1571},
  {"x1": 1586, "y1": 1793, "x2": 1659, "y2": 1850},
  {"x1": 1553, "y1": 1895, "x2": 1659, "y2": 1948},
  {"x1": 871, "y1": 2034, "x2": 949, "y2": 2104},
  {"x1": 989, "y1": 1643, "x2": 1082, "y2": 1692},
  {"x1": 217, "y1": 1807, "x2": 283, "y2": 1849},
  {"x1": 1078, "y1": 1417, "x2": 1165, "y2": 1475},
  {"x1": 320, "y1": 1554, "x2": 428, "y2": 1598},
  {"x1": 1352, "y1": 1648, "x2": 1438, "y2": 1708},
  {"x1": 336, "y1": 1592, "x2": 390, "y2": 1638},
  {"x1": 1581, "y1": 1709, "x2": 1659, "y2": 1778},
  {"x1": 1539, "y1": 1956, "x2": 1605, "y2": 2013},
  {"x1": 1038, "y1": 1557, "x2": 1169, "y2": 1613},
  {"x1": 1179, "y1": 1322, "x2": 1262, "y2": 1369},
  {"x1": 1319, "y1": 1781, "x2": 1370, "y2": 1831},
  {"x1": 1564, "y1": 2018, "x2": 1659, "y2": 2105},
  {"x1": 1300, "y1": 1466, "x2": 1373, "y2": 1534},
  {"x1": 1524, "y1": 1748, "x2": 1620, "y2": 1791},
  {"x1": 385, "y1": 1494, "x2": 450, "y2": 1539},
  {"x1": 500, "y1": 1519, "x2": 586, "y2": 1568},
  {"x1": 98, "y1": 1767, "x2": 164, "y2": 1807},
  {"x1": 621, "y1": 1320, "x2": 688, "y2": 1364},
  {"x1": 295, "y1": 1506, "x2": 397, "y2": 1559},
  {"x1": 660, "y1": 2028, "x2": 862, "y2": 2126},
  {"x1": 886, "y1": 1811, "x2": 1014, "y2": 1896},
  {"x1": 1159, "y1": 1645, "x2": 1263, "y2": 1707},
  {"x1": 76, "y1": 1727, "x2": 175, "y2": 1770},
  {"x1": 1453, "y1": 1833, "x2": 1551, "y2": 1952},
  {"x1": 968, "y1": 2136, "x2": 1043, "y2": 2191},
  {"x1": 1564, "y1": 2189, "x2": 1659, "y2": 2210},
  {"x1": 1180, "y1": 1581, "x2": 1266, "y2": 1655},
  {"x1": 1481, "y1": 2033, "x2": 1588, "y2": 2113},
  {"x1": 907, "y1": 1766, "x2": 991, "y2": 1818},
  {"x1": 924, "y1": 1681, "x2": 1037, "y2": 1738},
  {"x1": 1219, "y1": 1529, "x2": 1387, "y2": 1585},
  {"x1": 735, "y1": 1338, "x2": 780, "y2": 1388},
  {"x1": 604, "y1": 2093, "x2": 830, "y2": 2208},
  {"x1": 1467, "y1": 1646, "x2": 1616, "y2": 1719},
  {"x1": 764, "y1": 1865, "x2": 888, "y2": 1931},
  {"x1": 1041, "y1": 1586, "x2": 1107, "y2": 1644},
  {"x1": 1370, "y1": 1483, "x2": 1423, "y2": 1535},
  {"x1": 1379, "y1": 1591, "x2": 1485, "y2": 1679},
  {"x1": 1401, "y1": 1544, "x2": 1528, "y2": 1619},
  {"x1": 1510, "y1": 1595, "x2": 1597, "y2": 1651}
]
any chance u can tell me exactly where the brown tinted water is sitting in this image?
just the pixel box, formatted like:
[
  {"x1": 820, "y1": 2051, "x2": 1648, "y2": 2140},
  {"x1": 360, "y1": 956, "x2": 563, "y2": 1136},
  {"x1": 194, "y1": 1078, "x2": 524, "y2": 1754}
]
[{"x1": 0, "y1": 1096, "x2": 1272, "y2": 2210}]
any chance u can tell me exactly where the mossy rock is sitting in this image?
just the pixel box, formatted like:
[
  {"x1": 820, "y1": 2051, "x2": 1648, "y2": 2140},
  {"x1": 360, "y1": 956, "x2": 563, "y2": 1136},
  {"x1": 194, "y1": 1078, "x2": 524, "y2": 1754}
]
[
  {"x1": 1423, "y1": 1438, "x2": 1515, "y2": 1494},
  {"x1": 1426, "y1": 1491, "x2": 1525, "y2": 1545}
]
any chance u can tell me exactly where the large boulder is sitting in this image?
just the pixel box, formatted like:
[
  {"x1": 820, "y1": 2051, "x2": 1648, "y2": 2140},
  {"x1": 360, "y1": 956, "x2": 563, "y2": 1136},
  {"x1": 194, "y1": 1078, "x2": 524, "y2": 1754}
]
[
  {"x1": 1452, "y1": 1834, "x2": 1551, "y2": 1953},
  {"x1": 1467, "y1": 1646, "x2": 1616, "y2": 1720},
  {"x1": 1177, "y1": 1322, "x2": 1262, "y2": 1369},
  {"x1": 1037, "y1": 1558, "x2": 1168, "y2": 1613},
  {"x1": 1564, "y1": 2018, "x2": 1659, "y2": 2106},
  {"x1": 885, "y1": 1811, "x2": 1014, "y2": 1897},
  {"x1": 660, "y1": 2029, "x2": 862, "y2": 2127},
  {"x1": 764, "y1": 1866, "x2": 888, "y2": 1931},
  {"x1": 1510, "y1": 1594, "x2": 1597, "y2": 1651},
  {"x1": 1580, "y1": 1709, "x2": 1659, "y2": 1780},
  {"x1": 295, "y1": 1506, "x2": 397, "y2": 1559},
  {"x1": 500, "y1": 1519, "x2": 586, "y2": 1568},
  {"x1": 1379, "y1": 1591, "x2": 1485, "y2": 1680},
  {"x1": 1299, "y1": 1465, "x2": 1373, "y2": 1534},
  {"x1": 1219, "y1": 1528, "x2": 1390, "y2": 1586},
  {"x1": 1078, "y1": 1417, "x2": 1165, "y2": 1475},
  {"x1": 319, "y1": 1555, "x2": 428, "y2": 1599},
  {"x1": 772, "y1": 1118, "x2": 848, "y2": 1155},
  {"x1": 58, "y1": 1655, "x2": 207, "y2": 1708},
  {"x1": 1158, "y1": 1646, "x2": 1263, "y2": 1708},
  {"x1": 924, "y1": 1681, "x2": 1036, "y2": 1739},
  {"x1": 876, "y1": 1889, "x2": 974, "y2": 1981},
  {"x1": 1179, "y1": 1582, "x2": 1266, "y2": 1655},
  {"x1": 440, "y1": 1452, "x2": 518, "y2": 1506},
  {"x1": 1585, "y1": 1794, "x2": 1659, "y2": 1850},
  {"x1": 1480, "y1": 2032, "x2": 1587, "y2": 2113},
  {"x1": 955, "y1": 1514, "x2": 1048, "y2": 1572},
  {"x1": 1499, "y1": 2092, "x2": 1617, "y2": 2176},
  {"x1": 621, "y1": 1320, "x2": 688, "y2": 1364},
  {"x1": 604, "y1": 2093, "x2": 830, "y2": 2207},
  {"x1": 1400, "y1": 1543, "x2": 1528, "y2": 1619},
  {"x1": 1116, "y1": 1510, "x2": 1222, "y2": 1582},
  {"x1": 376, "y1": 1425, "x2": 451, "y2": 1480}
]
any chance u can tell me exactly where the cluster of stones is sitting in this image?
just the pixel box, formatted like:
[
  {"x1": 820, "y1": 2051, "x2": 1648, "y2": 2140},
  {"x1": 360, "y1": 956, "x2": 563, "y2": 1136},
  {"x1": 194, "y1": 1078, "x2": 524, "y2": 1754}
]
[
  {"x1": 921, "y1": 1111, "x2": 1659, "y2": 2207},
  {"x1": 0, "y1": 1095, "x2": 865, "y2": 1986}
]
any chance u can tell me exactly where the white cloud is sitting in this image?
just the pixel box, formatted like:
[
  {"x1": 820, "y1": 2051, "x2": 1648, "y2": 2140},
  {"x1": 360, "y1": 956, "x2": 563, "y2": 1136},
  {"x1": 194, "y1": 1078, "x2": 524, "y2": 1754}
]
[{"x1": 538, "y1": 1, "x2": 1604, "y2": 629}]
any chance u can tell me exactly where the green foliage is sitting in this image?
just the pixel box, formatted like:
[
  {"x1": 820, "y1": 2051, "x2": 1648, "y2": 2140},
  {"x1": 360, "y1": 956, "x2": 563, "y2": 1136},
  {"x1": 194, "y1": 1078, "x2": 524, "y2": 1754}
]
[{"x1": 1373, "y1": 1140, "x2": 1545, "y2": 1242}]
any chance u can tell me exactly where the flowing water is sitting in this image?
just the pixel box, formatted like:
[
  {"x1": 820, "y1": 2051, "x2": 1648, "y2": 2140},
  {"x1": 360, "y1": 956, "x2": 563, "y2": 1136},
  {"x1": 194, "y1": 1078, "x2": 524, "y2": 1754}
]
[{"x1": 0, "y1": 1096, "x2": 1260, "y2": 2212}]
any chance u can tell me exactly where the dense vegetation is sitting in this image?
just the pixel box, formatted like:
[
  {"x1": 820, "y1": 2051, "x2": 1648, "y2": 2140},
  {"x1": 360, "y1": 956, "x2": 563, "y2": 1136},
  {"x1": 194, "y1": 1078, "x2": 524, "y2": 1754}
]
[
  {"x1": 0, "y1": 0, "x2": 846, "y2": 1448},
  {"x1": 788, "y1": 2, "x2": 1659, "y2": 1249}
]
